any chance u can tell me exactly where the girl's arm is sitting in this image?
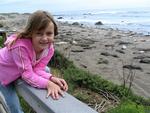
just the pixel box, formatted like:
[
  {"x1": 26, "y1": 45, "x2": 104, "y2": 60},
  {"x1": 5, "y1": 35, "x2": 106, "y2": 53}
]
[
  {"x1": 12, "y1": 47, "x2": 64, "y2": 99},
  {"x1": 33, "y1": 46, "x2": 54, "y2": 79},
  {"x1": 11, "y1": 46, "x2": 49, "y2": 88}
]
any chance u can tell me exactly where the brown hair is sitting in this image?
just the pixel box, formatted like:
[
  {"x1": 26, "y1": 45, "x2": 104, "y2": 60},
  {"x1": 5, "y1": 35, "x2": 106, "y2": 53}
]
[{"x1": 9, "y1": 10, "x2": 58, "y2": 46}]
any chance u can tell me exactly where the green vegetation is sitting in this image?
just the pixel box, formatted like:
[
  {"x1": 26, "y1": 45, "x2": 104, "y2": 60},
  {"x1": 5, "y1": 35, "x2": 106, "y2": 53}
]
[
  {"x1": 19, "y1": 96, "x2": 36, "y2": 113},
  {"x1": 0, "y1": 33, "x2": 6, "y2": 47},
  {"x1": 49, "y1": 50, "x2": 150, "y2": 113},
  {"x1": 107, "y1": 100, "x2": 146, "y2": 113},
  {"x1": 0, "y1": 36, "x2": 3, "y2": 47}
]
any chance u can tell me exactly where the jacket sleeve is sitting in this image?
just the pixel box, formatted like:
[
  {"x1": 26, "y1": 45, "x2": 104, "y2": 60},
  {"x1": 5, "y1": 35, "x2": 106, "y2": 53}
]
[
  {"x1": 11, "y1": 46, "x2": 49, "y2": 89},
  {"x1": 33, "y1": 46, "x2": 54, "y2": 79}
]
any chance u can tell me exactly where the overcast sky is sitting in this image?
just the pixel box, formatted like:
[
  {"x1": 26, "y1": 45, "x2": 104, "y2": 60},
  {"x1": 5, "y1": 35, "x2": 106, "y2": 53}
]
[{"x1": 0, "y1": 0, "x2": 149, "y2": 13}]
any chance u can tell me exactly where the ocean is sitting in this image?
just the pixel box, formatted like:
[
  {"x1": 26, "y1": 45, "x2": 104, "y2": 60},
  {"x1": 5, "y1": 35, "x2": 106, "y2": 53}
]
[{"x1": 54, "y1": 7, "x2": 150, "y2": 35}]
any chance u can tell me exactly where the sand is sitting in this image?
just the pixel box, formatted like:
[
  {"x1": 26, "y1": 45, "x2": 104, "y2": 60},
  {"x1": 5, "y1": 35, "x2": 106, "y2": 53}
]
[{"x1": 0, "y1": 13, "x2": 150, "y2": 98}]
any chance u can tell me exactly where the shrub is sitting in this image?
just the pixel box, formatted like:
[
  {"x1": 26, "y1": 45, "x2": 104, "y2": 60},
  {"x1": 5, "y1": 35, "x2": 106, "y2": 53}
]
[
  {"x1": 0, "y1": 36, "x2": 3, "y2": 47},
  {"x1": 49, "y1": 50, "x2": 74, "y2": 69},
  {"x1": 107, "y1": 100, "x2": 145, "y2": 113}
]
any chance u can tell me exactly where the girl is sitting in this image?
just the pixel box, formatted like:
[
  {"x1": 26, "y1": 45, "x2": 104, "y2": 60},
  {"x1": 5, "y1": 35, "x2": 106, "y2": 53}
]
[{"x1": 0, "y1": 10, "x2": 68, "y2": 113}]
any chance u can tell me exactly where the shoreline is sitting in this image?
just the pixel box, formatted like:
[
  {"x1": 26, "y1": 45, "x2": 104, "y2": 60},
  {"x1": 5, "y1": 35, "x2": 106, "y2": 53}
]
[
  {"x1": 0, "y1": 13, "x2": 150, "y2": 98},
  {"x1": 56, "y1": 19, "x2": 150, "y2": 36}
]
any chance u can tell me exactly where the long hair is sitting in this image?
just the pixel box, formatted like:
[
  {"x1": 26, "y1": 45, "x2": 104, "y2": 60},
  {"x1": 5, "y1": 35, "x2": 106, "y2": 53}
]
[{"x1": 8, "y1": 10, "x2": 58, "y2": 46}]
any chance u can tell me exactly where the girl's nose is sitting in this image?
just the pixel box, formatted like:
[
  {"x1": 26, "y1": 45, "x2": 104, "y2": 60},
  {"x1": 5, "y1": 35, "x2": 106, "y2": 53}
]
[{"x1": 42, "y1": 35, "x2": 48, "y2": 40}]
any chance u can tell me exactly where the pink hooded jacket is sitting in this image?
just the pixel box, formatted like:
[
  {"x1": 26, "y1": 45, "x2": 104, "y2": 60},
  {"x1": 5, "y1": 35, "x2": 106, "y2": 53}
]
[{"x1": 0, "y1": 34, "x2": 54, "y2": 88}]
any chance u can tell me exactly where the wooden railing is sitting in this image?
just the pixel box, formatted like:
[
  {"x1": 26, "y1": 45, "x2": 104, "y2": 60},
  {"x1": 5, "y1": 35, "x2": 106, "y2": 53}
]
[{"x1": 15, "y1": 79, "x2": 98, "y2": 113}]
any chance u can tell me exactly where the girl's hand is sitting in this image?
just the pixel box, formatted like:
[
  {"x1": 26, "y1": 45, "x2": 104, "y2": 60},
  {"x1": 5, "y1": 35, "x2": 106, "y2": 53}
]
[
  {"x1": 50, "y1": 76, "x2": 68, "y2": 92},
  {"x1": 46, "y1": 81, "x2": 63, "y2": 100}
]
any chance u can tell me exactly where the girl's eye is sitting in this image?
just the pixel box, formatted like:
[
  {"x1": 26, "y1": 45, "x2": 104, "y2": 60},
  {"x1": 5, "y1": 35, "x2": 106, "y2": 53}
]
[
  {"x1": 36, "y1": 32, "x2": 53, "y2": 36},
  {"x1": 36, "y1": 32, "x2": 43, "y2": 36},
  {"x1": 46, "y1": 32, "x2": 53, "y2": 36}
]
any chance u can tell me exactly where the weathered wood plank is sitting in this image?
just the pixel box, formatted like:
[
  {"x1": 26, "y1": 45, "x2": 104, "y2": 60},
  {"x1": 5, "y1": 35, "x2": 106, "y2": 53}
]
[{"x1": 16, "y1": 79, "x2": 98, "y2": 113}]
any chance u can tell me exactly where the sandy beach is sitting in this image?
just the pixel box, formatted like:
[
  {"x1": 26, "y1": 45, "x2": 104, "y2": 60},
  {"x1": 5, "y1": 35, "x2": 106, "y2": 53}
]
[{"x1": 0, "y1": 13, "x2": 150, "y2": 98}]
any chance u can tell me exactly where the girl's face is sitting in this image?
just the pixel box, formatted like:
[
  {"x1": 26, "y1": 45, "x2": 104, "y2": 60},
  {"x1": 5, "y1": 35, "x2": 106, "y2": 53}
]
[{"x1": 32, "y1": 22, "x2": 54, "y2": 54}]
